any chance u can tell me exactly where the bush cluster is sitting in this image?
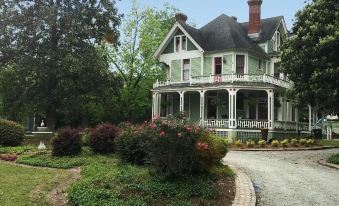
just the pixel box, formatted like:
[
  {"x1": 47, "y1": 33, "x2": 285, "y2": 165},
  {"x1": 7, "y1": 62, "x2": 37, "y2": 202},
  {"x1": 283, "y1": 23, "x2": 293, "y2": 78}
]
[
  {"x1": 116, "y1": 119, "x2": 228, "y2": 178},
  {"x1": 89, "y1": 123, "x2": 119, "y2": 153},
  {"x1": 0, "y1": 119, "x2": 25, "y2": 146},
  {"x1": 52, "y1": 128, "x2": 82, "y2": 156}
]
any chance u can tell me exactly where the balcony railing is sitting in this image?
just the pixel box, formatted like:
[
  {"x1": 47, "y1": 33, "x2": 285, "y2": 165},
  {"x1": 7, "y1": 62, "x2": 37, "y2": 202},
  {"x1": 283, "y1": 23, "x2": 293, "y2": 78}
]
[{"x1": 153, "y1": 74, "x2": 291, "y2": 89}]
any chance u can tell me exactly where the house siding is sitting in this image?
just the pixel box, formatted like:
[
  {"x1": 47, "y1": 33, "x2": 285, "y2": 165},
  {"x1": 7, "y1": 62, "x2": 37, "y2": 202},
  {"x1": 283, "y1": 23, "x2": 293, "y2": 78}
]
[
  {"x1": 187, "y1": 38, "x2": 197, "y2": 51},
  {"x1": 248, "y1": 56, "x2": 265, "y2": 75},
  {"x1": 191, "y1": 57, "x2": 201, "y2": 77},
  {"x1": 223, "y1": 54, "x2": 233, "y2": 74},
  {"x1": 203, "y1": 57, "x2": 212, "y2": 76},
  {"x1": 171, "y1": 60, "x2": 181, "y2": 82}
]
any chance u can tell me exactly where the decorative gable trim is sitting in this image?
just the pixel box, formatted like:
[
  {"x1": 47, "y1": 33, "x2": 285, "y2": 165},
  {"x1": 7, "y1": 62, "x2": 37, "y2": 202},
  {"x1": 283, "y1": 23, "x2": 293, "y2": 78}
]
[{"x1": 154, "y1": 22, "x2": 204, "y2": 59}]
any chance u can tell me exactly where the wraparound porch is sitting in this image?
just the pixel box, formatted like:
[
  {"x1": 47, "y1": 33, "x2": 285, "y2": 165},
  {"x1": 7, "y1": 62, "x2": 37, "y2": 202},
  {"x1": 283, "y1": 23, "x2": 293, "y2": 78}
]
[{"x1": 152, "y1": 87, "x2": 316, "y2": 132}]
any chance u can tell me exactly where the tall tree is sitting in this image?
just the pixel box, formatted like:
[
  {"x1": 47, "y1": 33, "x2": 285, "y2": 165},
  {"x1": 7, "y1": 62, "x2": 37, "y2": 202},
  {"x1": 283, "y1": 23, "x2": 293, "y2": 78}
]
[
  {"x1": 0, "y1": 0, "x2": 121, "y2": 129},
  {"x1": 108, "y1": 2, "x2": 178, "y2": 122},
  {"x1": 281, "y1": 0, "x2": 339, "y2": 114}
]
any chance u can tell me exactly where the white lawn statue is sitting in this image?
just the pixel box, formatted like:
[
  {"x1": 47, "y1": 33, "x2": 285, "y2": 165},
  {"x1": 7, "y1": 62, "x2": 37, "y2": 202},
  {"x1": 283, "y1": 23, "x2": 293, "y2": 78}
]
[
  {"x1": 38, "y1": 141, "x2": 46, "y2": 150},
  {"x1": 40, "y1": 120, "x2": 45, "y2": 127}
]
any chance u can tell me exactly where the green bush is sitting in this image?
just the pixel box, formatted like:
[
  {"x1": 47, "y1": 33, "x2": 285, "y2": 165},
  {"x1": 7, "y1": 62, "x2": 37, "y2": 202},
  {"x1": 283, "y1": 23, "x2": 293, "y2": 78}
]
[
  {"x1": 246, "y1": 141, "x2": 255, "y2": 147},
  {"x1": 291, "y1": 139, "x2": 298, "y2": 147},
  {"x1": 299, "y1": 138, "x2": 307, "y2": 146},
  {"x1": 115, "y1": 123, "x2": 152, "y2": 165},
  {"x1": 258, "y1": 140, "x2": 266, "y2": 147},
  {"x1": 52, "y1": 128, "x2": 82, "y2": 156},
  {"x1": 271, "y1": 140, "x2": 279, "y2": 147},
  {"x1": 328, "y1": 153, "x2": 339, "y2": 165},
  {"x1": 89, "y1": 123, "x2": 119, "y2": 153},
  {"x1": 281, "y1": 139, "x2": 289, "y2": 148},
  {"x1": 81, "y1": 128, "x2": 92, "y2": 146},
  {"x1": 306, "y1": 139, "x2": 315, "y2": 146},
  {"x1": 146, "y1": 119, "x2": 228, "y2": 178},
  {"x1": 0, "y1": 119, "x2": 25, "y2": 146},
  {"x1": 234, "y1": 140, "x2": 242, "y2": 147}
]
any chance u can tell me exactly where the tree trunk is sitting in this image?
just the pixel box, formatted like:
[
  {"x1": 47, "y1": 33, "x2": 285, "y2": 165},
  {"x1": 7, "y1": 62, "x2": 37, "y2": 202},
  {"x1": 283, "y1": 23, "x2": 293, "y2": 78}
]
[{"x1": 46, "y1": 107, "x2": 56, "y2": 131}]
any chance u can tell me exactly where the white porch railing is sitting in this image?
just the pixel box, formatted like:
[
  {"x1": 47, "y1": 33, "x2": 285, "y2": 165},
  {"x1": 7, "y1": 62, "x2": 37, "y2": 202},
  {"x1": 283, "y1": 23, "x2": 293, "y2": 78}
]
[
  {"x1": 237, "y1": 119, "x2": 269, "y2": 129},
  {"x1": 274, "y1": 121, "x2": 298, "y2": 130},
  {"x1": 201, "y1": 119, "x2": 229, "y2": 128},
  {"x1": 153, "y1": 74, "x2": 291, "y2": 89}
]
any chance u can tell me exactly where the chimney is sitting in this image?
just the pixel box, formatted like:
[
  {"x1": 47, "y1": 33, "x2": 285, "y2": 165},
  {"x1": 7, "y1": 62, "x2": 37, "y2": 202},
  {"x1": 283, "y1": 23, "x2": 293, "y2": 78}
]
[
  {"x1": 175, "y1": 12, "x2": 188, "y2": 24},
  {"x1": 247, "y1": 0, "x2": 262, "y2": 37}
]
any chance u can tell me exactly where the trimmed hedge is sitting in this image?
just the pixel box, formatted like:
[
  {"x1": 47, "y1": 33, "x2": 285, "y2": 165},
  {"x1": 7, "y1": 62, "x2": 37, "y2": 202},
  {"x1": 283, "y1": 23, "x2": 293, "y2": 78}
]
[
  {"x1": 89, "y1": 123, "x2": 119, "y2": 153},
  {"x1": 0, "y1": 119, "x2": 25, "y2": 146},
  {"x1": 52, "y1": 128, "x2": 82, "y2": 156}
]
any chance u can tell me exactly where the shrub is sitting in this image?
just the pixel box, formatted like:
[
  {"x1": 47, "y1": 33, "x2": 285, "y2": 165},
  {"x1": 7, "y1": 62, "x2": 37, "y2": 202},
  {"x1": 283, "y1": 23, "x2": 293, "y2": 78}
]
[
  {"x1": 299, "y1": 138, "x2": 307, "y2": 146},
  {"x1": 271, "y1": 140, "x2": 279, "y2": 147},
  {"x1": 146, "y1": 119, "x2": 228, "y2": 178},
  {"x1": 291, "y1": 139, "x2": 298, "y2": 147},
  {"x1": 52, "y1": 128, "x2": 82, "y2": 156},
  {"x1": 234, "y1": 140, "x2": 242, "y2": 147},
  {"x1": 246, "y1": 141, "x2": 255, "y2": 147},
  {"x1": 89, "y1": 123, "x2": 119, "y2": 153},
  {"x1": 115, "y1": 123, "x2": 152, "y2": 165},
  {"x1": 81, "y1": 128, "x2": 92, "y2": 146},
  {"x1": 328, "y1": 153, "x2": 339, "y2": 165},
  {"x1": 258, "y1": 140, "x2": 266, "y2": 147},
  {"x1": 306, "y1": 139, "x2": 315, "y2": 146},
  {"x1": 0, "y1": 119, "x2": 25, "y2": 146},
  {"x1": 281, "y1": 139, "x2": 289, "y2": 147}
]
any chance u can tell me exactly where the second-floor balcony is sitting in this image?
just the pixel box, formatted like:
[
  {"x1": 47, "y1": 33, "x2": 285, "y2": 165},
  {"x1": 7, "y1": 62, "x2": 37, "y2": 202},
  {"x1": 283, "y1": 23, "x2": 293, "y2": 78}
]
[{"x1": 153, "y1": 74, "x2": 292, "y2": 89}]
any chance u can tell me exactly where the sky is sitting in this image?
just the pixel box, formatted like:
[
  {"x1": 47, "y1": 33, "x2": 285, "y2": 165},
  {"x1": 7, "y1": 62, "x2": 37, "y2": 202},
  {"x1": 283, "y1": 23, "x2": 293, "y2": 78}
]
[{"x1": 116, "y1": 0, "x2": 308, "y2": 30}]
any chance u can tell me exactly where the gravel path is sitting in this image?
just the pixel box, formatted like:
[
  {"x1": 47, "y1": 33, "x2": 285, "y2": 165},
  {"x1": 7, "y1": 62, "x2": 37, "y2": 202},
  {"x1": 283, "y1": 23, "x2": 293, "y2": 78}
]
[{"x1": 223, "y1": 148, "x2": 339, "y2": 206}]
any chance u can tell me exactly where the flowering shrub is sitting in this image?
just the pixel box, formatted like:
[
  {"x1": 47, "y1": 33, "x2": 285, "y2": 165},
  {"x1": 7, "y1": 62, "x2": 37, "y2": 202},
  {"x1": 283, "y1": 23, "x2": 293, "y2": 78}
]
[
  {"x1": 306, "y1": 139, "x2": 315, "y2": 146},
  {"x1": 246, "y1": 141, "x2": 255, "y2": 147},
  {"x1": 299, "y1": 138, "x2": 307, "y2": 146},
  {"x1": 234, "y1": 140, "x2": 242, "y2": 147},
  {"x1": 115, "y1": 122, "x2": 154, "y2": 165},
  {"x1": 133, "y1": 119, "x2": 228, "y2": 178}
]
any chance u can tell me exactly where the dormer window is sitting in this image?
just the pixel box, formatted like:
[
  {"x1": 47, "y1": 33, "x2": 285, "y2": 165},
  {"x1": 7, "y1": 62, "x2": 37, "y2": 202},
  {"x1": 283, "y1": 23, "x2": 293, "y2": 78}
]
[
  {"x1": 174, "y1": 35, "x2": 187, "y2": 52},
  {"x1": 272, "y1": 31, "x2": 281, "y2": 51}
]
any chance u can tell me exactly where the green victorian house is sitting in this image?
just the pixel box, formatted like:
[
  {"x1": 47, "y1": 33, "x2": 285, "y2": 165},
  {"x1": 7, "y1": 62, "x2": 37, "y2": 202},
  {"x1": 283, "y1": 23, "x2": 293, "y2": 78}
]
[{"x1": 151, "y1": 0, "x2": 317, "y2": 139}]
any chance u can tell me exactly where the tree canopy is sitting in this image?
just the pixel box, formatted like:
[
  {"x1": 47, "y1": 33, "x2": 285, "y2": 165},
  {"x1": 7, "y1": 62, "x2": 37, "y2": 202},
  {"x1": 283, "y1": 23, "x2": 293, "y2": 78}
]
[
  {"x1": 281, "y1": 0, "x2": 339, "y2": 114},
  {"x1": 0, "y1": 0, "x2": 121, "y2": 129}
]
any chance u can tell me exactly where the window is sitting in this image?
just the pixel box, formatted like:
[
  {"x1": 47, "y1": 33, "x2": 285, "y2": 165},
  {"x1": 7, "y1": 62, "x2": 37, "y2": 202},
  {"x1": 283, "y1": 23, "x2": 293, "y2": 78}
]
[
  {"x1": 274, "y1": 63, "x2": 280, "y2": 78},
  {"x1": 214, "y1": 57, "x2": 222, "y2": 75},
  {"x1": 175, "y1": 36, "x2": 180, "y2": 52},
  {"x1": 174, "y1": 35, "x2": 187, "y2": 52},
  {"x1": 236, "y1": 55, "x2": 245, "y2": 74},
  {"x1": 272, "y1": 31, "x2": 281, "y2": 51},
  {"x1": 183, "y1": 59, "x2": 190, "y2": 81}
]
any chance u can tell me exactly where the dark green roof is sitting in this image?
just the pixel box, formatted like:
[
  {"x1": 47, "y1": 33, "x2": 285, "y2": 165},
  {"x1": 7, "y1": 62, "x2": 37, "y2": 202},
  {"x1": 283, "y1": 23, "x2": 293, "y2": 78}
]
[{"x1": 180, "y1": 14, "x2": 283, "y2": 56}]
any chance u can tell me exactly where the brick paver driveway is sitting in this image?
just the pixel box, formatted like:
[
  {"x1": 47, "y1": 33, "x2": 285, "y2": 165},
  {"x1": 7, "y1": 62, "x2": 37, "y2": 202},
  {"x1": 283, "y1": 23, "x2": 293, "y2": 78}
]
[{"x1": 223, "y1": 148, "x2": 339, "y2": 206}]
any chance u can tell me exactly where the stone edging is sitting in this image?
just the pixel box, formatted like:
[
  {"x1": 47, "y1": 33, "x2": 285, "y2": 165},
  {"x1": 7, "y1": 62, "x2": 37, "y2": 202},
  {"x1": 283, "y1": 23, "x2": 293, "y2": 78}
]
[
  {"x1": 230, "y1": 146, "x2": 335, "y2": 152},
  {"x1": 229, "y1": 165, "x2": 256, "y2": 206},
  {"x1": 318, "y1": 159, "x2": 339, "y2": 169}
]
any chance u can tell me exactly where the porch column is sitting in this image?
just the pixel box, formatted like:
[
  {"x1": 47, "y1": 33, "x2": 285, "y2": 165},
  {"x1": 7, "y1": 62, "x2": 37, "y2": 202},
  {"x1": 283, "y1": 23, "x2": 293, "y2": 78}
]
[
  {"x1": 295, "y1": 107, "x2": 299, "y2": 131},
  {"x1": 227, "y1": 88, "x2": 238, "y2": 129},
  {"x1": 158, "y1": 93, "x2": 162, "y2": 117},
  {"x1": 267, "y1": 89, "x2": 274, "y2": 130},
  {"x1": 199, "y1": 90, "x2": 206, "y2": 121},
  {"x1": 179, "y1": 91, "x2": 185, "y2": 113},
  {"x1": 152, "y1": 92, "x2": 158, "y2": 119},
  {"x1": 308, "y1": 104, "x2": 312, "y2": 131}
]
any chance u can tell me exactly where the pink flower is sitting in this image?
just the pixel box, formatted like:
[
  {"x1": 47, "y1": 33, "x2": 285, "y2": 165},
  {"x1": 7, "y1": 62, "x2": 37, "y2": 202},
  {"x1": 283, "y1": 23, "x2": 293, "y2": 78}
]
[
  {"x1": 148, "y1": 123, "x2": 157, "y2": 129},
  {"x1": 160, "y1": 131, "x2": 165, "y2": 137},
  {"x1": 186, "y1": 126, "x2": 193, "y2": 132},
  {"x1": 153, "y1": 115, "x2": 160, "y2": 120},
  {"x1": 177, "y1": 132, "x2": 183, "y2": 138}
]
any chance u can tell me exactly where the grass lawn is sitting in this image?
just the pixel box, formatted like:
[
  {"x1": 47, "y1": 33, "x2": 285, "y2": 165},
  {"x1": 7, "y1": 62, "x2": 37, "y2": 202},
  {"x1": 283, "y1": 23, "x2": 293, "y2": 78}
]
[
  {"x1": 0, "y1": 161, "x2": 72, "y2": 206},
  {"x1": 318, "y1": 140, "x2": 339, "y2": 147},
  {"x1": 16, "y1": 148, "x2": 235, "y2": 206},
  {"x1": 328, "y1": 153, "x2": 339, "y2": 165}
]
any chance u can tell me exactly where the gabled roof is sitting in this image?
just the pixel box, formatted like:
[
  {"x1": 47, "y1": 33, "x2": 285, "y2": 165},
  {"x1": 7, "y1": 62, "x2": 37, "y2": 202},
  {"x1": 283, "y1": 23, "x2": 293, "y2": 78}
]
[
  {"x1": 155, "y1": 14, "x2": 285, "y2": 58},
  {"x1": 240, "y1": 16, "x2": 284, "y2": 43}
]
